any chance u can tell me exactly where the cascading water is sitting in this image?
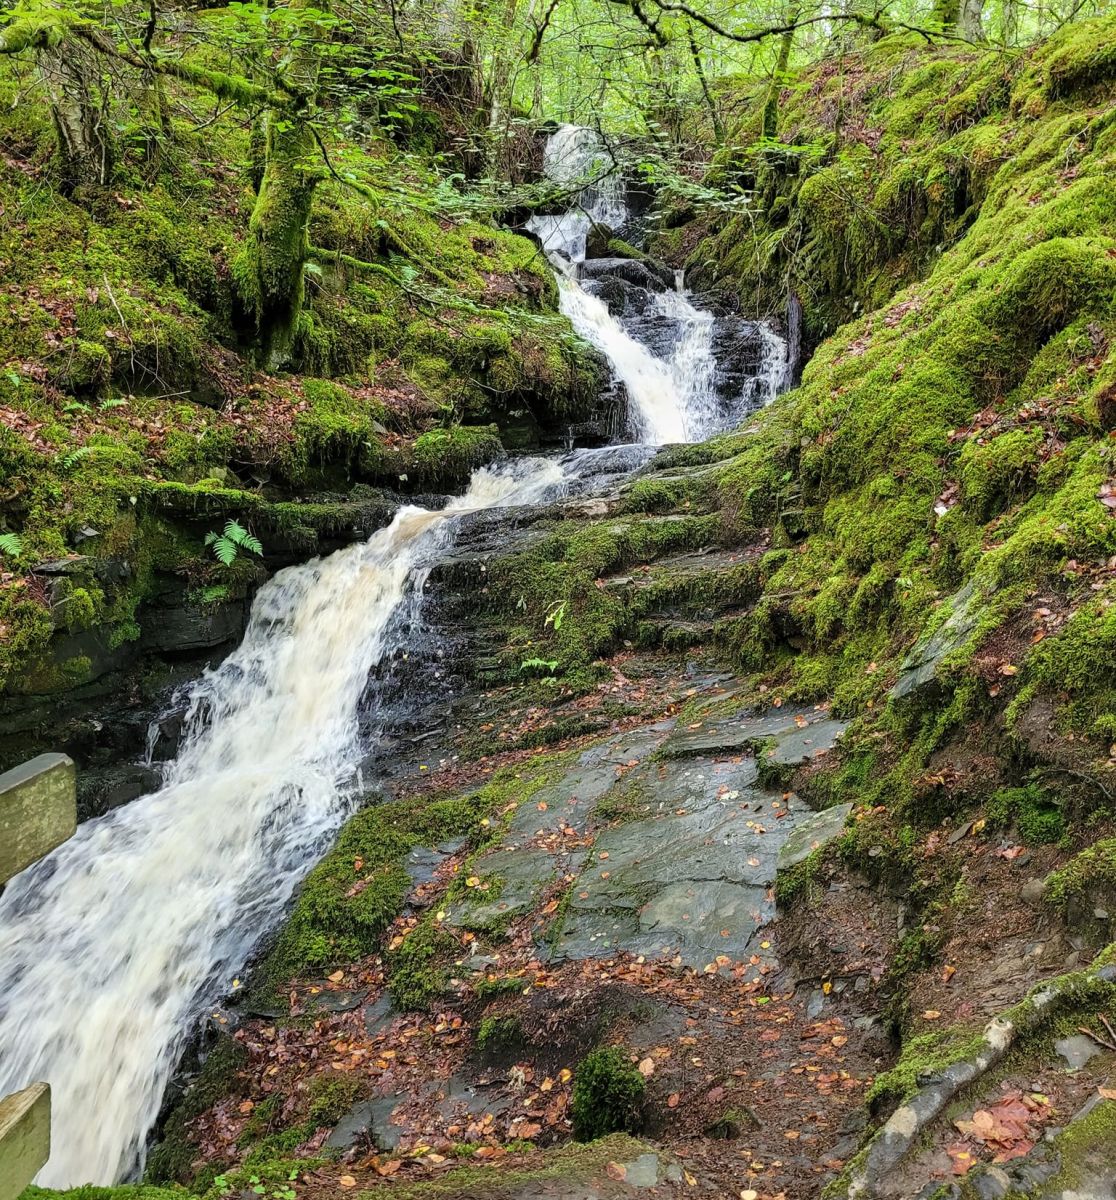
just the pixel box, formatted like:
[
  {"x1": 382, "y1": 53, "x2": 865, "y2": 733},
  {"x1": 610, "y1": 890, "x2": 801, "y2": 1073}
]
[
  {"x1": 0, "y1": 124, "x2": 791, "y2": 1191},
  {"x1": 0, "y1": 459, "x2": 570, "y2": 1188},
  {"x1": 527, "y1": 124, "x2": 787, "y2": 442}
]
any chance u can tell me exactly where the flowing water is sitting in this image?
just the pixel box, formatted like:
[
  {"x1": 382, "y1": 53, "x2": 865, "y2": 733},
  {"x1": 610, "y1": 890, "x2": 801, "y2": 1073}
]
[
  {"x1": 527, "y1": 128, "x2": 786, "y2": 442},
  {"x1": 0, "y1": 125, "x2": 787, "y2": 1188}
]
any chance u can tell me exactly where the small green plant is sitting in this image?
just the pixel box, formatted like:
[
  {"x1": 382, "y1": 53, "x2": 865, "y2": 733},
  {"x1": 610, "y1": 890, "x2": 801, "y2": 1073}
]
[
  {"x1": 0, "y1": 532, "x2": 23, "y2": 557},
  {"x1": 205, "y1": 519, "x2": 263, "y2": 567},
  {"x1": 986, "y1": 783, "x2": 1064, "y2": 846},
  {"x1": 520, "y1": 657, "x2": 559, "y2": 675},
  {"x1": 61, "y1": 445, "x2": 97, "y2": 470},
  {"x1": 545, "y1": 599, "x2": 568, "y2": 631},
  {"x1": 214, "y1": 1169, "x2": 298, "y2": 1200},
  {"x1": 570, "y1": 1046, "x2": 645, "y2": 1141}
]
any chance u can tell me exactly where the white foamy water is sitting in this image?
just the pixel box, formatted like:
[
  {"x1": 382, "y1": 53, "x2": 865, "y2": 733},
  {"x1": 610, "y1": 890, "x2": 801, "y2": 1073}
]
[{"x1": 0, "y1": 458, "x2": 569, "y2": 1187}]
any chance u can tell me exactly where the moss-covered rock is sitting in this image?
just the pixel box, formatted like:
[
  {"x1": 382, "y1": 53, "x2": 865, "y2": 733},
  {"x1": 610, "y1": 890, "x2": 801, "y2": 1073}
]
[{"x1": 570, "y1": 1046, "x2": 646, "y2": 1142}]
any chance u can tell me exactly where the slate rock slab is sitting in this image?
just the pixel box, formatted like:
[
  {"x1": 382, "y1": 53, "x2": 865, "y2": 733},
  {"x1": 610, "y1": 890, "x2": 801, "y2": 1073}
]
[
  {"x1": 777, "y1": 803, "x2": 853, "y2": 871},
  {"x1": 659, "y1": 704, "x2": 842, "y2": 760},
  {"x1": 551, "y1": 757, "x2": 806, "y2": 971}
]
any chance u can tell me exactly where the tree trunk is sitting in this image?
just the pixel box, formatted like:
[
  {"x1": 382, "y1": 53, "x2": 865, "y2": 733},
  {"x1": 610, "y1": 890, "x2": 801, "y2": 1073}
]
[
  {"x1": 930, "y1": 0, "x2": 960, "y2": 29},
  {"x1": 234, "y1": 0, "x2": 326, "y2": 368},
  {"x1": 762, "y1": 16, "x2": 797, "y2": 141},
  {"x1": 958, "y1": 0, "x2": 984, "y2": 39},
  {"x1": 38, "y1": 43, "x2": 114, "y2": 191}
]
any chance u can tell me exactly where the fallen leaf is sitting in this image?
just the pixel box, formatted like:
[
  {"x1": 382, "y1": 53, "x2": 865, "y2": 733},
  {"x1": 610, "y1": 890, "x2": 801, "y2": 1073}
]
[
  {"x1": 338, "y1": 1177, "x2": 357, "y2": 1189},
  {"x1": 668, "y1": 1092, "x2": 680, "y2": 1108},
  {"x1": 637, "y1": 1056, "x2": 655, "y2": 1076},
  {"x1": 947, "y1": 1145, "x2": 975, "y2": 1176}
]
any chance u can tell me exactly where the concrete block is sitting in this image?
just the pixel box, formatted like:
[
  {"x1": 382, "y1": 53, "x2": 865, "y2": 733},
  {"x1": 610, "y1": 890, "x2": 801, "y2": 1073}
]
[
  {"x1": 0, "y1": 753, "x2": 76, "y2": 884},
  {"x1": 0, "y1": 1082, "x2": 50, "y2": 1200}
]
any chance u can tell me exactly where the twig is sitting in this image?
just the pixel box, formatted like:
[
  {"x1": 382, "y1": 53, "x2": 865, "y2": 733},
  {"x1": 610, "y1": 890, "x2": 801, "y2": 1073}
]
[{"x1": 1078, "y1": 1025, "x2": 1116, "y2": 1052}]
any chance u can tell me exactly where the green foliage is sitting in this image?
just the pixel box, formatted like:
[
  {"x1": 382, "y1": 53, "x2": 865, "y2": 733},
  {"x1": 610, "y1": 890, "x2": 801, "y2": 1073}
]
[
  {"x1": 570, "y1": 1046, "x2": 646, "y2": 1141},
  {"x1": 0, "y1": 531, "x2": 22, "y2": 557},
  {"x1": 205, "y1": 520, "x2": 264, "y2": 567},
  {"x1": 386, "y1": 915, "x2": 454, "y2": 1011}
]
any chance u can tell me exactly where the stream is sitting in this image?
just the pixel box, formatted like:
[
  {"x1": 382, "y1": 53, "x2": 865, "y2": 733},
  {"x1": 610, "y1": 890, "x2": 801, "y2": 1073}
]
[{"x1": 0, "y1": 125, "x2": 787, "y2": 1187}]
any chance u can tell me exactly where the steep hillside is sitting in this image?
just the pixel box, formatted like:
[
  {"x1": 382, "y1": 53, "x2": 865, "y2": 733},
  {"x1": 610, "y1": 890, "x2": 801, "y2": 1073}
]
[{"x1": 0, "y1": 67, "x2": 600, "y2": 756}]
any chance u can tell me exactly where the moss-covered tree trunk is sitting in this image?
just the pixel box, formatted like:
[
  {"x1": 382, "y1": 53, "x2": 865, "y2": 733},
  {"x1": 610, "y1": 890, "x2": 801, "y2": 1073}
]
[
  {"x1": 930, "y1": 0, "x2": 960, "y2": 28},
  {"x1": 234, "y1": 0, "x2": 326, "y2": 369},
  {"x1": 38, "y1": 42, "x2": 115, "y2": 190},
  {"x1": 762, "y1": 16, "x2": 797, "y2": 140}
]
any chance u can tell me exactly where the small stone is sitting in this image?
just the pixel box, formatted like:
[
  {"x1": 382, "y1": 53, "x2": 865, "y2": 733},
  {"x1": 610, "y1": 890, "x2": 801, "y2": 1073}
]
[
  {"x1": 1054, "y1": 1033, "x2": 1101, "y2": 1070},
  {"x1": 1020, "y1": 879, "x2": 1046, "y2": 907}
]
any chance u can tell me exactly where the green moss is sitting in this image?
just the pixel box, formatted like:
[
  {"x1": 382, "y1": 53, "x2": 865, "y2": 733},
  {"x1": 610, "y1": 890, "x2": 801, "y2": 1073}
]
[
  {"x1": 253, "y1": 792, "x2": 482, "y2": 996},
  {"x1": 1045, "y1": 838, "x2": 1116, "y2": 910},
  {"x1": 986, "y1": 784, "x2": 1064, "y2": 845},
  {"x1": 145, "y1": 1037, "x2": 249, "y2": 1185},
  {"x1": 570, "y1": 1046, "x2": 646, "y2": 1142},
  {"x1": 306, "y1": 1075, "x2": 361, "y2": 1126},
  {"x1": 386, "y1": 914, "x2": 456, "y2": 1011},
  {"x1": 774, "y1": 848, "x2": 825, "y2": 907},
  {"x1": 475, "y1": 1014, "x2": 523, "y2": 1051},
  {"x1": 865, "y1": 1026, "x2": 985, "y2": 1112}
]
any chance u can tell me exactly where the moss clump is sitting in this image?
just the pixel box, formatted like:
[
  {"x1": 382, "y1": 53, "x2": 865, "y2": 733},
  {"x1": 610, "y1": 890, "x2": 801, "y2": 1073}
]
[
  {"x1": 386, "y1": 915, "x2": 457, "y2": 1012},
  {"x1": 252, "y1": 789, "x2": 495, "y2": 998},
  {"x1": 864, "y1": 1026, "x2": 985, "y2": 1112},
  {"x1": 1045, "y1": 838, "x2": 1116, "y2": 910},
  {"x1": 306, "y1": 1075, "x2": 361, "y2": 1126},
  {"x1": 570, "y1": 1046, "x2": 646, "y2": 1142},
  {"x1": 774, "y1": 848, "x2": 826, "y2": 908},
  {"x1": 475, "y1": 1014, "x2": 523, "y2": 1052},
  {"x1": 985, "y1": 783, "x2": 1064, "y2": 845}
]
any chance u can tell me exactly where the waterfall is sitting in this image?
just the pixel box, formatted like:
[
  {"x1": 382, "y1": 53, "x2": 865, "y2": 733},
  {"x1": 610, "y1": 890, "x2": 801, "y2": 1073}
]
[
  {"x1": 0, "y1": 125, "x2": 792, "y2": 1192},
  {"x1": 527, "y1": 125, "x2": 787, "y2": 443},
  {"x1": 0, "y1": 458, "x2": 570, "y2": 1188}
]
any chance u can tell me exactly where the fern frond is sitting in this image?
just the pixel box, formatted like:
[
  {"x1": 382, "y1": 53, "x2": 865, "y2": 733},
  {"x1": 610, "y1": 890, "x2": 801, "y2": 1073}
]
[{"x1": 0, "y1": 532, "x2": 23, "y2": 557}]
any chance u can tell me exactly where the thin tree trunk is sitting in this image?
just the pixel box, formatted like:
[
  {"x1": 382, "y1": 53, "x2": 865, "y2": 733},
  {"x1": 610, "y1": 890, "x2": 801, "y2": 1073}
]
[
  {"x1": 958, "y1": 0, "x2": 984, "y2": 38},
  {"x1": 762, "y1": 14, "x2": 797, "y2": 141}
]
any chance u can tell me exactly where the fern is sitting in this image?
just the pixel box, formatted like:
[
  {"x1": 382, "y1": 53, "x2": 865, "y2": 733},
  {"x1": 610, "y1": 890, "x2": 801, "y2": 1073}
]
[
  {"x1": 61, "y1": 446, "x2": 97, "y2": 470},
  {"x1": 520, "y1": 657, "x2": 559, "y2": 674},
  {"x1": 0, "y1": 532, "x2": 23, "y2": 557},
  {"x1": 205, "y1": 520, "x2": 263, "y2": 567}
]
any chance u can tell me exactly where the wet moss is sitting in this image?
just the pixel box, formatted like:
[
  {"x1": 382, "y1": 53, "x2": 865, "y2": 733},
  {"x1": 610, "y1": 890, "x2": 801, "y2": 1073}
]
[{"x1": 570, "y1": 1046, "x2": 646, "y2": 1141}]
